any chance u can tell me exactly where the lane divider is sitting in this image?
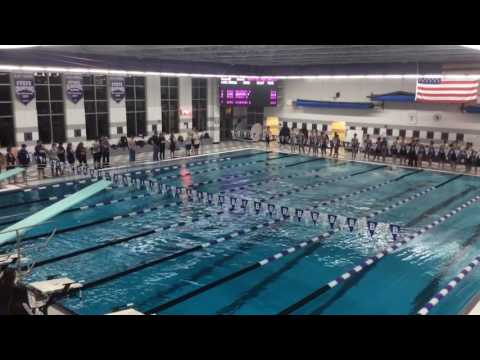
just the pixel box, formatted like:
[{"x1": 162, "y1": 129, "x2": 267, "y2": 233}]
[
  {"x1": 278, "y1": 194, "x2": 480, "y2": 315},
  {"x1": 0, "y1": 200, "x2": 184, "y2": 251},
  {"x1": 310, "y1": 170, "x2": 423, "y2": 210},
  {"x1": 0, "y1": 192, "x2": 154, "y2": 227},
  {"x1": 104, "y1": 150, "x2": 272, "y2": 180},
  {"x1": 417, "y1": 256, "x2": 480, "y2": 315},
  {"x1": 152, "y1": 154, "x2": 300, "y2": 183},
  {"x1": 144, "y1": 228, "x2": 339, "y2": 314},
  {"x1": 137, "y1": 176, "x2": 466, "y2": 313},
  {"x1": 365, "y1": 174, "x2": 463, "y2": 219},
  {"x1": 261, "y1": 165, "x2": 387, "y2": 202},
  {"x1": 48, "y1": 218, "x2": 286, "y2": 302},
  {"x1": 1, "y1": 150, "x2": 253, "y2": 196}
]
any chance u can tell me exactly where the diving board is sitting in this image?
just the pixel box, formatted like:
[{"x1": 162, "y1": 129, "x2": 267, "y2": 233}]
[
  {"x1": 0, "y1": 167, "x2": 25, "y2": 182},
  {"x1": 0, "y1": 179, "x2": 111, "y2": 245}
]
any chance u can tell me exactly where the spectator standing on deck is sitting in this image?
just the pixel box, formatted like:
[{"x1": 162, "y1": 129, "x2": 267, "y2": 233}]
[
  {"x1": 364, "y1": 134, "x2": 372, "y2": 161},
  {"x1": 169, "y1": 133, "x2": 176, "y2": 159},
  {"x1": 192, "y1": 130, "x2": 200, "y2": 155},
  {"x1": 57, "y1": 143, "x2": 66, "y2": 176},
  {"x1": 48, "y1": 143, "x2": 59, "y2": 177},
  {"x1": 75, "y1": 142, "x2": 88, "y2": 171},
  {"x1": 159, "y1": 132, "x2": 166, "y2": 160},
  {"x1": 17, "y1": 144, "x2": 30, "y2": 182},
  {"x1": 290, "y1": 128, "x2": 297, "y2": 153},
  {"x1": 35, "y1": 143, "x2": 47, "y2": 180},
  {"x1": 426, "y1": 141, "x2": 435, "y2": 168},
  {"x1": 149, "y1": 131, "x2": 161, "y2": 161},
  {"x1": 332, "y1": 132, "x2": 341, "y2": 159},
  {"x1": 185, "y1": 132, "x2": 192, "y2": 157},
  {"x1": 101, "y1": 137, "x2": 111, "y2": 168},
  {"x1": 351, "y1": 133, "x2": 360, "y2": 160},
  {"x1": 66, "y1": 143, "x2": 75, "y2": 174},
  {"x1": 92, "y1": 140, "x2": 102, "y2": 170},
  {"x1": 390, "y1": 137, "x2": 399, "y2": 164},
  {"x1": 128, "y1": 136, "x2": 136, "y2": 162},
  {"x1": 265, "y1": 126, "x2": 271, "y2": 149},
  {"x1": 5, "y1": 147, "x2": 16, "y2": 184}
]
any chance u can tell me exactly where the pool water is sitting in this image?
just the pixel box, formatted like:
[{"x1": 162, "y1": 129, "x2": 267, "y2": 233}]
[{"x1": 1, "y1": 148, "x2": 480, "y2": 315}]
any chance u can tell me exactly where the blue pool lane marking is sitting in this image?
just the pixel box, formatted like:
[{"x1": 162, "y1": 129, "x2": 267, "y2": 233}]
[
  {"x1": 364, "y1": 174, "x2": 463, "y2": 219},
  {"x1": 417, "y1": 256, "x2": 480, "y2": 315},
  {"x1": 49, "y1": 218, "x2": 286, "y2": 301},
  {"x1": 143, "y1": 228, "x2": 340, "y2": 315},
  {"x1": 261, "y1": 165, "x2": 387, "y2": 202},
  {"x1": 309, "y1": 169, "x2": 423, "y2": 210},
  {"x1": 278, "y1": 194, "x2": 480, "y2": 315},
  {"x1": 109, "y1": 150, "x2": 274, "y2": 180},
  {"x1": 1, "y1": 149, "x2": 248, "y2": 196},
  {"x1": 153, "y1": 155, "x2": 303, "y2": 183}
]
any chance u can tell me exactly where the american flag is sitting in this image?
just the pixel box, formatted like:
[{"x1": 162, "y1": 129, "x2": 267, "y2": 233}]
[{"x1": 415, "y1": 77, "x2": 479, "y2": 104}]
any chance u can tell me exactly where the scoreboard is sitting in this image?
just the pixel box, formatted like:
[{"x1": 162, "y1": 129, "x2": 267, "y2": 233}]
[{"x1": 219, "y1": 77, "x2": 278, "y2": 107}]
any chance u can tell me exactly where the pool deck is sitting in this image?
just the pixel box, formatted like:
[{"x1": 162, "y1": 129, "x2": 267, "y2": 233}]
[{"x1": 1, "y1": 140, "x2": 479, "y2": 194}]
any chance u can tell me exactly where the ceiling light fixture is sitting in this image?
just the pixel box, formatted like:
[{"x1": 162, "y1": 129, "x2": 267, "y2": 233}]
[
  {"x1": 0, "y1": 45, "x2": 43, "y2": 50},
  {"x1": 460, "y1": 45, "x2": 480, "y2": 51},
  {"x1": 1, "y1": 63, "x2": 480, "y2": 80}
]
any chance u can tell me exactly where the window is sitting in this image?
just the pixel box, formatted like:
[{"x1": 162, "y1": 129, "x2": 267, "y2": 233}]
[
  {"x1": 350, "y1": 126, "x2": 356, "y2": 131},
  {"x1": 301, "y1": 123, "x2": 307, "y2": 130},
  {"x1": 399, "y1": 129, "x2": 406, "y2": 138},
  {"x1": 456, "y1": 133, "x2": 464, "y2": 142},
  {"x1": 247, "y1": 107, "x2": 264, "y2": 126},
  {"x1": 362, "y1": 127, "x2": 368, "y2": 134},
  {"x1": 441, "y1": 132, "x2": 449, "y2": 141},
  {"x1": 0, "y1": 73, "x2": 15, "y2": 147},
  {"x1": 83, "y1": 75, "x2": 109, "y2": 140},
  {"x1": 34, "y1": 73, "x2": 66, "y2": 144},
  {"x1": 386, "y1": 129, "x2": 393, "y2": 136},
  {"x1": 24, "y1": 132, "x2": 32, "y2": 142},
  {"x1": 322, "y1": 124, "x2": 328, "y2": 132},
  {"x1": 125, "y1": 76, "x2": 146, "y2": 136},
  {"x1": 292, "y1": 122, "x2": 297, "y2": 129},
  {"x1": 312, "y1": 124, "x2": 317, "y2": 130},
  {"x1": 117, "y1": 126, "x2": 123, "y2": 135},
  {"x1": 413, "y1": 130, "x2": 420, "y2": 139},
  {"x1": 74, "y1": 129, "x2": 82, "y2": 138},
  {"x1": 161, "y1": 77, "x2": 179, "y2": 134},
  {"x1": 192, "y1": 78, "x2": 207, "y2": 131},
  {"x1": 427, "y1": 131, "x2": 434, "y2": 139},
  {"x1": 373, "y1": 128, "x2": 380, "y2": 135}
]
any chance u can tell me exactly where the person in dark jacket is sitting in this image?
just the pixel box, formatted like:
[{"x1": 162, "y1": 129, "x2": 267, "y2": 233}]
[
  {"x1": 17, "y1": 144, "x2": 30, "y2": 182},
  {"x1": 66, "y1": 143, "x2": 75, "y2": 174}
]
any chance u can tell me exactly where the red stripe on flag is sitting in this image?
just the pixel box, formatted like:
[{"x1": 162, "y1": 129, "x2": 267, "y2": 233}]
[
  {"x1": 416, "y1": 92, "x2": 478, "y2": 97},
  {"x1": 417, "y1": 86, "x2": 479, "y2": 91}
]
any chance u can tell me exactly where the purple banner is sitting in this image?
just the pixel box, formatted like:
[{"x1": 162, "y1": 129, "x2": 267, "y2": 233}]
[
  {"x1": 65, "y1": 75, "x2": 83, "y2": 104},
  {"x1": 14, "y1": 73, "x2": 35, "y2": 105},
  {"x1": 110, "y1": 76, "x2": 125, "y2": 103}
]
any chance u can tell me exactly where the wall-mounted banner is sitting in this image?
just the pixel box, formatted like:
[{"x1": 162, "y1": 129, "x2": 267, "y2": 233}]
[
  {"x1": 14, "y1": 73, "x2": 35, "y2": 105},
  {"x1": 65, "y1": 75, "x2": 84, "y2": 104},
  {"x1": 110, "y1": 77, "x2": 126, "y2": 103}
]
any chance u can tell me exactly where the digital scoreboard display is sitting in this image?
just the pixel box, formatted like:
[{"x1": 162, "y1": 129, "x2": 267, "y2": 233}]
[{"x1": 219, "y1": 77, "x2": 278, "y2": 107}]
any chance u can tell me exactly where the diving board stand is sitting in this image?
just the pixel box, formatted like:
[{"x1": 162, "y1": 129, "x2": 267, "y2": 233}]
[{"x1": 0, "y1": 179, "x2": 112, "y2": 246}]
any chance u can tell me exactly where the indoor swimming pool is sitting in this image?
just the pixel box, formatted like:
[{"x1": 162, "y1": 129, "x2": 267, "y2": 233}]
[{"x1": 1, "y1": 148, "x2": 480, "y2": 315}]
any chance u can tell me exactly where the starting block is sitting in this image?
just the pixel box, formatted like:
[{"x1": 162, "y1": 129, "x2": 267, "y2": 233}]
[
  {"x1": 107, "y1": 308, "x2": 144, "y2": 315},
  {"x1": 26, "y1": 277, "x2": 83, "y2": 315}
]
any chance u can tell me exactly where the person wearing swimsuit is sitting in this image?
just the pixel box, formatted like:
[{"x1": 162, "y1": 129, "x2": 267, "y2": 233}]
[
  {"x1": 390, "y1": 138, "x2": 399, "y2": 164},
  {"x1": 351, "y1": 134, "x2": 360, "y2": 160}
]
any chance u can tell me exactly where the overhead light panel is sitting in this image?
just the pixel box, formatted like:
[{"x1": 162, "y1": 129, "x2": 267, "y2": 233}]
[
  {"x1": 460, "y1": 45, "x2": 480, "y2": 51},
  {"x1": 0, "y1": 45, "x2": 43, "y2": 50}
]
